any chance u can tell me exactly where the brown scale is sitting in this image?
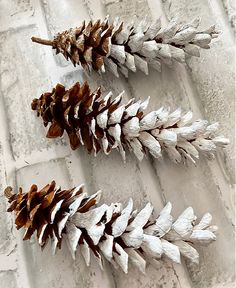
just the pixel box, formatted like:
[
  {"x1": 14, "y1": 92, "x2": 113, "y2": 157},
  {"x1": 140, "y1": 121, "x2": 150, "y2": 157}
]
[
  {"x1": 31, "y1": 20, "x2": 153, "y2": 70},
  {"x1": 32, "y1": 19, "x2": 112, "y2": 70},
  {"x1": 31, "y1": 81, "x2": 146, "y2": 157},
  {"x1": 4, "y1": 182, "x2": 147, "y2": 259},
  {"x1": 4, "y1": 181, "x2": 85, "y2": 247}
]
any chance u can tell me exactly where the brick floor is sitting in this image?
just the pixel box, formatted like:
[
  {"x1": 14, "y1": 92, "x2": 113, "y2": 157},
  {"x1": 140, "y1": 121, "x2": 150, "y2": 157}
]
[{"x1": 0, "y1": 1, "x2": 235, "y2": 287}]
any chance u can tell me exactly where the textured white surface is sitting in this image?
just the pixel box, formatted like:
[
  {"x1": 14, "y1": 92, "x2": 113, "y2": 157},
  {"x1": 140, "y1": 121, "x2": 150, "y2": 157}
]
[{"x1": 0, "y1": 0, "x2": 235, "y2": 287}]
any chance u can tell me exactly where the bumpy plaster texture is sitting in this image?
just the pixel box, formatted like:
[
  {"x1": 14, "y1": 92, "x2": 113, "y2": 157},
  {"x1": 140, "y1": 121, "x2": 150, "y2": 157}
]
[{"x1": 0, "y1": 0, "x2": 235, "y2": 288}]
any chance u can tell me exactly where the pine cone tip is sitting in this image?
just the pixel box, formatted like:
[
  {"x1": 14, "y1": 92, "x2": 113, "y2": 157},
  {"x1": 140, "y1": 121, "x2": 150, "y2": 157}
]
[
  {"x1": 31, "y1": 37, "x2": 54, "y2": 47},
  {"x1": 4, "y1": 186, "x2": 13, "y2": 199}
]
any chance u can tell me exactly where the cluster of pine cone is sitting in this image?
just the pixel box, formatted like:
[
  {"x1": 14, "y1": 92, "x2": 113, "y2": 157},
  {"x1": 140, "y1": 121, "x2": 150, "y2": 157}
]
[{"x1": 3, "y1": 14, "x2": 229, "y2": 275}]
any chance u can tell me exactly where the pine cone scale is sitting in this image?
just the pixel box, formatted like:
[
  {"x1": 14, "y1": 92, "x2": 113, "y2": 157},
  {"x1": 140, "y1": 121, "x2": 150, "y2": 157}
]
[{"x1": 15, "y1": 207, "x2": 27, "y2": 229}]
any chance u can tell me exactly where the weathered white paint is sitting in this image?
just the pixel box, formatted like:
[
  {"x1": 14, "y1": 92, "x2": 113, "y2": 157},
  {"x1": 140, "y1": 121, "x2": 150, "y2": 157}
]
[{"x1": 0, "y1": 0, "x2": 234, "y2": 287}]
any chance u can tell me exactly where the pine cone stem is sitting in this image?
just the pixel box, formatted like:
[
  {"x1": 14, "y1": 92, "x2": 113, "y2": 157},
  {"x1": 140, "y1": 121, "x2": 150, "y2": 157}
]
[
  {"x1": 31, "y1": 37, "x2": 54, "y2": 46},
  {"x1": 32, "y1": 82, "x2": 229, "y2": 164},
  {"x1": 31, "y1": 16, "x2": 219, "y2": 76},
  {"x1": 5, "y1": 181, "x2": 218, "y2": 273}
]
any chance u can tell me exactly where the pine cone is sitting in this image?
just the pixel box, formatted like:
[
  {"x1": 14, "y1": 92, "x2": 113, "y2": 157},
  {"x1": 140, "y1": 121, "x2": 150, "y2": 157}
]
[
  {"x1": 31, "y1": 16, "x2": 219, "y2": 77},
  {"x1": 5, "y1": 181, "x2": 217, "y2": 273},
  {"x1": 31, "y1": 82, "x2": 229, "y2": 164}
]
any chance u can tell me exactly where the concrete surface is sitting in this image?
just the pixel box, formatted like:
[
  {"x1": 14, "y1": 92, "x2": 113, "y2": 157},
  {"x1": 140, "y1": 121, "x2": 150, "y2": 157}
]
[{"x1": 0, "y1": 0, "x2": 235, "y2": 287}]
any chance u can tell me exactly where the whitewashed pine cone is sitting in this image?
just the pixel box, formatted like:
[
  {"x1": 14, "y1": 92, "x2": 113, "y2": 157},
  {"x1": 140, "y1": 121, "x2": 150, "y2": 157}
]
[
  {"x1": 32, "y1": 82, "x2": 229, "y2": 164},
  {"x1": 31, "y1": 16, "x2": 219, "y2": 77},
  {"x1": 5, "y1": 182, "x2": 218, "y2": 273}
]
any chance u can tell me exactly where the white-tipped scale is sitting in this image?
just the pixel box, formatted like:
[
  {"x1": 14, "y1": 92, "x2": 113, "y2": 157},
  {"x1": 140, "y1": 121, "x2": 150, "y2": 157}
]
[
  {"x1": 123, "y1": 117, "x2": 140, "y2": 137},
  {"x1": 125, "y1": 248, "x2": 146, "y2": 274},
  {"x1": 113, "y1": 243, "x2": 129, "y2": 273},
  {"x1": 173, "y1": 240, "x2": 199, "y2": 264},
  {"x1": 66, "y1": 222, "x2": 82, "y2": 259},
  {"x1": 139, "y1": 132, "x2": 161, "y2": 158},
  {"x1": 173, "y1": 207, "x2": 196, "y2": 238},
  {"x1": 112, "y1": 198, "x2": 133, "y2": 237}
]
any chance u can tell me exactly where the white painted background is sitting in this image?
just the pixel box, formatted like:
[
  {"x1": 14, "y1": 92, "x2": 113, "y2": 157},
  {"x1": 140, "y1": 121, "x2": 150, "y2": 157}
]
[{"x1": 0, "y1": 0, "x2": 235, "y2": 287}]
